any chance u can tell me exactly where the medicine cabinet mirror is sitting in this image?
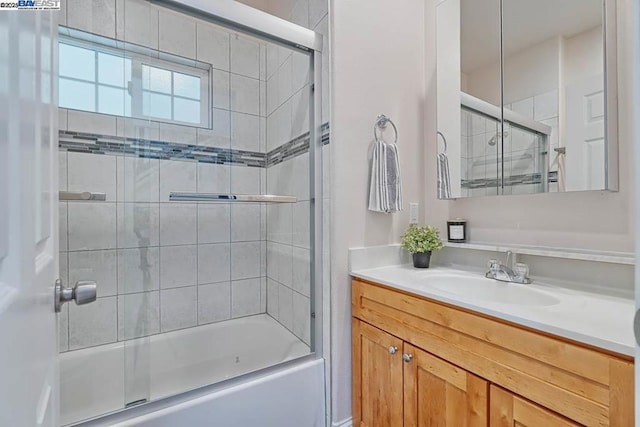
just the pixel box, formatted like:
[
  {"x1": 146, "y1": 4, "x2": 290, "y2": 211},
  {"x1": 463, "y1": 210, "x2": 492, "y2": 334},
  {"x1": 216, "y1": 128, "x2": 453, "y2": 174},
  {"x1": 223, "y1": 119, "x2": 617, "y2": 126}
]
[{"x1": 436, "y1": 0, "x2": 618, "y2": 199}]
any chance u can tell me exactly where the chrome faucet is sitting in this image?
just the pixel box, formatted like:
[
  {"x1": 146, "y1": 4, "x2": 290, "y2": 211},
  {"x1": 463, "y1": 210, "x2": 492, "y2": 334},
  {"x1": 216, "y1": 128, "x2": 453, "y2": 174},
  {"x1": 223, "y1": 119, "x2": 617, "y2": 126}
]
[{"x1": 485, "y1": 250, "x2": 531, "y2": 284}]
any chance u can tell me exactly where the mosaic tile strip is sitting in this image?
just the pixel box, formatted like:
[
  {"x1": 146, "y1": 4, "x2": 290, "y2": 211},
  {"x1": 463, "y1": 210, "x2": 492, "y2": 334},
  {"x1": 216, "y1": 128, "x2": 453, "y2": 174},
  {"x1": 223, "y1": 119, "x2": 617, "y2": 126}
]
[
  {"x1": 59, "y1": 131, "x2": 265, "y2": 167},
  {"x1": 266, "y1": 122, "x2": 330, "y2": 167},
  {"x1": 59, "y1": 122, "x2": 330, "y2": 168},
  {"x1": 462, "y1": 171, "x2": 559, "y2": 190}
]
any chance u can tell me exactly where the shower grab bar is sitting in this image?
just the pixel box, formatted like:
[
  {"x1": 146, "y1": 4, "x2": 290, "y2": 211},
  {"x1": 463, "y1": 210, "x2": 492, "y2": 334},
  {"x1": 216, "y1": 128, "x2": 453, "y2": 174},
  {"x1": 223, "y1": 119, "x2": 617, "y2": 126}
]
[
  {"x1": 169, "y1": 192, "x2": 297, "y2": 203},
  {"x1": 59, "y1": 191, "x2": 107, "y2": 201}
]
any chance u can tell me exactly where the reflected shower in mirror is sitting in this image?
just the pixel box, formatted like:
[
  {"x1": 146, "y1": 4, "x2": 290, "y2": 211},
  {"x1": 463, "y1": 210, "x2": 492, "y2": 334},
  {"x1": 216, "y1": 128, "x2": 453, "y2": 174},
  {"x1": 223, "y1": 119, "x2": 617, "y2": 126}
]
[{"x1": 436, "y1": 0, "x2": 614, "y2": 198}]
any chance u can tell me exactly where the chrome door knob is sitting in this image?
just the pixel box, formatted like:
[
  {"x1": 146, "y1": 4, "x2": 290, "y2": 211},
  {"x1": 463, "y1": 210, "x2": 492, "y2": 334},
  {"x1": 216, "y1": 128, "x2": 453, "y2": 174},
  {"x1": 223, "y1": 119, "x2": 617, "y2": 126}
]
[
  {"x1": 388, "y1": 346, "x2": 398, "y2": 355},
  {"x1": 402, "y1": 353, "x2": 413, "y2": 363},
  {"x1": 55, "y1": 279, "x2": 97, "y2": 312}
]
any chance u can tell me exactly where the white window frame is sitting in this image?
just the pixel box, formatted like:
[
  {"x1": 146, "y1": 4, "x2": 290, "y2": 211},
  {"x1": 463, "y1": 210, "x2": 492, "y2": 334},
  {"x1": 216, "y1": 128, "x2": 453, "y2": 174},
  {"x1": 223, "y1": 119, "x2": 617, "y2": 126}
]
[{"x1": 59, "y1": 36, "x2": 211, "y2": 129}]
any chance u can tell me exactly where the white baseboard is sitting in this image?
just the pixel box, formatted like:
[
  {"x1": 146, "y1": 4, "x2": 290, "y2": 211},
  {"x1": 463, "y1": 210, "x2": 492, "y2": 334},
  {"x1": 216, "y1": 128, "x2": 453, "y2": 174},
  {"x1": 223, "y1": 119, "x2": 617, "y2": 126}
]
[{"x1": 332, "y1": 417, "x2": 353, "y2": 427}]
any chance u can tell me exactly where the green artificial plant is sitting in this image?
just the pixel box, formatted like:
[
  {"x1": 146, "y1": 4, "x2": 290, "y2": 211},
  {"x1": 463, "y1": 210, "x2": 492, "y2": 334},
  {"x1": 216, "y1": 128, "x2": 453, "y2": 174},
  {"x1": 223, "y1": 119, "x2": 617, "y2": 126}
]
[{"x1": 400, "y1": 224, "x2": 444, "y2": 254}]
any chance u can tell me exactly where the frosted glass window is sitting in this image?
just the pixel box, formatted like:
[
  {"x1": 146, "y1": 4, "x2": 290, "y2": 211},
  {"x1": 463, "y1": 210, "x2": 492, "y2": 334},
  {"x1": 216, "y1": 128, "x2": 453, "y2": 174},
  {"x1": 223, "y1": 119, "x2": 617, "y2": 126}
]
[
  {"x1": 174, "y1": 72, "x2": 200, "y2": 99},
  {"x1": 98, "y1": 52, "x2": 130, "y2": 87},
  {"x1": 142, "y1": 65, "x2": 172, "y2": 94},
  {"x1": 59, "y1": 39, "x2": 209, "y2": 127},
  {"x1": 59, "y1": 43, "x2": 95, "y2": 81},
  {"x1": 174, "y1": 98, "x2": 200, "y2": 124},
  {"x1": 140, "y1": 64, "x2": 203, "y2": 124},
  {"x1": 98, "y1": 86, "x2": 126, "y2": 116},
  {"x1": 143, "y1": 92, "x2": 172, "y2": 120},
  {"x1": 59, "y1": 79, "x2": 95, "y2": 111}
]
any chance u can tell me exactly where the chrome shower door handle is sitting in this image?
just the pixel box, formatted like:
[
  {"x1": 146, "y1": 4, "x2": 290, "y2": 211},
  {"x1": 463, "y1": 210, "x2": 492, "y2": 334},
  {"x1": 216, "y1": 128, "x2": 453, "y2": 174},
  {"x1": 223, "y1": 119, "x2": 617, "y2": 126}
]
[{"x1": 55, "y1": 279, "x2": 97, "y2": 312}]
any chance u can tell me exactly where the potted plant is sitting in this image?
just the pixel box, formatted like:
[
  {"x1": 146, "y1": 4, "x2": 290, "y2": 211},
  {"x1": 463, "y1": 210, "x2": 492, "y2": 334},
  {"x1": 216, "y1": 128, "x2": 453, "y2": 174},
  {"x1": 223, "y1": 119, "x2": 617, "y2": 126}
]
[{"x1": 401, "y1": 224, "x2": 444, "y2": 268}]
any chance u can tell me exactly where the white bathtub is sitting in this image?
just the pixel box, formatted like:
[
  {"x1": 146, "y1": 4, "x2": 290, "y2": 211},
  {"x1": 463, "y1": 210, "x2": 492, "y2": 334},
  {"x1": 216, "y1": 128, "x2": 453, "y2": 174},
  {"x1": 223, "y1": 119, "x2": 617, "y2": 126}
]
[{"x1": 60, "y1": 314, "x2": 310, "y2": 426}]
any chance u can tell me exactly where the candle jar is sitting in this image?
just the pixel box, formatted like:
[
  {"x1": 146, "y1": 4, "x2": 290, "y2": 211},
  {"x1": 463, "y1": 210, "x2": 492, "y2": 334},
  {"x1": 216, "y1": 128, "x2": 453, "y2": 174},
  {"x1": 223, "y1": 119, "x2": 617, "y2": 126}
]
[{"x1": 447, "y1": 219, "x2": 467, "y2": 243}]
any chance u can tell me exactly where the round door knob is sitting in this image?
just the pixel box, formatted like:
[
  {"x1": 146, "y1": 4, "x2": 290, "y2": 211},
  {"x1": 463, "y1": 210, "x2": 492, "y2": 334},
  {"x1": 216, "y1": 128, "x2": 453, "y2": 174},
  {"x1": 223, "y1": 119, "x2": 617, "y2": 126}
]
[
  {"x1": 388, "y1": 346, "x2": 398, "y2": 355},
  {"x1": 55, "y1": 279, "x2": 98, "y2": 312},
  {"x1": 402, "y1": 353, "x2": 413, "y2": 363},
  {"x1": 74, "y1": 280, "x2": 97, "y2": 305}
]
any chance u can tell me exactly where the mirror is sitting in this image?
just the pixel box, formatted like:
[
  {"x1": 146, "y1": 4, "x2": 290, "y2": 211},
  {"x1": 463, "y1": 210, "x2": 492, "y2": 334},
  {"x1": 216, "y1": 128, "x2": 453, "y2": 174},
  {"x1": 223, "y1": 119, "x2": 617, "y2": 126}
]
[{"x1": 436, "y1": 0, "x2": 616, "y2": 199}]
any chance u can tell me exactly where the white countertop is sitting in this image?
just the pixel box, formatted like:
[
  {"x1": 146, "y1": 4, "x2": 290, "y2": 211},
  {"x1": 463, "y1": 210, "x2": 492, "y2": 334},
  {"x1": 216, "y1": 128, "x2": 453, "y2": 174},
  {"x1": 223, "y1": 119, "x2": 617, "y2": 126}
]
[{"x1": 351, "y1": 264, "x2": 635, "y2": 357}]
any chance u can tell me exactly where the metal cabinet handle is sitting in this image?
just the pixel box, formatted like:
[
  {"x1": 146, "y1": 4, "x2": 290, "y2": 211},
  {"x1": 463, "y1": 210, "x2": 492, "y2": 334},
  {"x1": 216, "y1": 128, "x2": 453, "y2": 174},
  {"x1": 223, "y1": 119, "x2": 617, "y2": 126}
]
[
  {"x1": 388, "y1": 346, "x2": 398, "y2": 355},
  {"x1": 54, "y1": 279, "x2": 97, "y2": 312},
  {"x1": 402, "y1": 353, "x2": 413, "y2": 363}
]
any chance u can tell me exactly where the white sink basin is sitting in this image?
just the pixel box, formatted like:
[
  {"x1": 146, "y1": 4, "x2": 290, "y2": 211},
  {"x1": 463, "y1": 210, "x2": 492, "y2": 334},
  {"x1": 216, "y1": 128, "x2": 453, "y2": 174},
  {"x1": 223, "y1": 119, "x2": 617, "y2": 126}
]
[{"x1": 420, "y1": 273, "x2": 560, "y2": 307}]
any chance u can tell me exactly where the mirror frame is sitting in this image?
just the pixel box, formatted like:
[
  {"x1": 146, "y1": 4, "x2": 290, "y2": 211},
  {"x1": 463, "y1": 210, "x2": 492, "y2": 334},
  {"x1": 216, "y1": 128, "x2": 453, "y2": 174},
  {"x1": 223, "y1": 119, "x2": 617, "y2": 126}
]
[{"x1": 604, "y1": 0, "x2": 619, "y2": 191}]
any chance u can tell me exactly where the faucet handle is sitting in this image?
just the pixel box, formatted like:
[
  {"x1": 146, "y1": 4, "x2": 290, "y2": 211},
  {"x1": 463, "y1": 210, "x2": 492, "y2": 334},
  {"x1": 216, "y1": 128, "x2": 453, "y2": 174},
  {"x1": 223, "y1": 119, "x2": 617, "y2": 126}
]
[
  {"x1": 513, "y1": 262, "x2": 531, "y2": 284},
  {"x1": 487, "y1": 259, "x2": 498, "y2": 269}
]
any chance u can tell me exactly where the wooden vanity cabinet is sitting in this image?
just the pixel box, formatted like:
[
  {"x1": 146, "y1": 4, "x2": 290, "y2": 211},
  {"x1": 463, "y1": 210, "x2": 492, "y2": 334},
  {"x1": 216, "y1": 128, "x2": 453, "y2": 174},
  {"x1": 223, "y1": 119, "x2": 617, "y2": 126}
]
[
  {"x1": 352, "y1": 278, "x2": 634, "y2": 427},
  {"x1": 353, "y1": 319, "x2": 488, "y2": 427}
]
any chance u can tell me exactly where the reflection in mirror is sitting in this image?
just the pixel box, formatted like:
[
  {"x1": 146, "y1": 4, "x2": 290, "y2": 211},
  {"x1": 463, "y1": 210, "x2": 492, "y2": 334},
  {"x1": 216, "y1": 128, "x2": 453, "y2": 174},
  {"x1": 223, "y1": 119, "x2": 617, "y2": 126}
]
[
  {"x1": 437, "y1": 0, "x2": 501, "y2": 198},
  {"x1": 503, "y1": 0, "x2": 604, "y2": 194},
  {"x1": 436, "y1": 0, "x2": 611, "y2": 198}
]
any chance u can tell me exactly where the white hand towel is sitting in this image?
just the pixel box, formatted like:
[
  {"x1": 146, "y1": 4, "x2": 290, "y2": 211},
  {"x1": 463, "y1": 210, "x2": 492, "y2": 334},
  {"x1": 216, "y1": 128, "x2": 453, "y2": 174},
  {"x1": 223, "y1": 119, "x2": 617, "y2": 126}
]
[
  {"x1": 437, "y1": 152, "x2": 452, "y2": 199},
  {"x1": 368, "y1": 139, "x2": 403, "y2": 213}
]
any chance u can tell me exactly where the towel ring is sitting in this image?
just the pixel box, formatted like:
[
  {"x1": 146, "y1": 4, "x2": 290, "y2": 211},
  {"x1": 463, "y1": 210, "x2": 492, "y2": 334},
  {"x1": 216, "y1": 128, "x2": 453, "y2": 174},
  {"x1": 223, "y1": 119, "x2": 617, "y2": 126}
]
[
  {"x1": 374, "y1": 114, "x2": 398, "y2": 144},
  {"x1": 437, "y1": 131, "x2": 448, "y2": 153}
]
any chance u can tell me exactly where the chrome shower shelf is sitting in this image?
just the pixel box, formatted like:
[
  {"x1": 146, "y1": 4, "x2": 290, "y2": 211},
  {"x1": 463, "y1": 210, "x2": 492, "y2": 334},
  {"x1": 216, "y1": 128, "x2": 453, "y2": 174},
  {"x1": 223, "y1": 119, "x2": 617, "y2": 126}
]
[{"x1": 169, "y1": 193, "x2": 297, "y2": 203}]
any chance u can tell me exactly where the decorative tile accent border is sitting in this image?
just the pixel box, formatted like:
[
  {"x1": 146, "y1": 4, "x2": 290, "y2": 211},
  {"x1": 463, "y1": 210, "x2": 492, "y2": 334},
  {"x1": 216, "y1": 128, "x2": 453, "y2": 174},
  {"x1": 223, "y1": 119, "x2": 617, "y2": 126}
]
[
  {"x1": 265, "y1": 122, "x2": 330, "y2": 167},
  {"x1": 462, "y1": 171, "x2": 558, "y2": 189},
  {"x1": 59, "y1": 131, "x2": 265, "y2": 167},
  {"x1": 59, "y1": 122, "x2": 330, "y2": 168}
]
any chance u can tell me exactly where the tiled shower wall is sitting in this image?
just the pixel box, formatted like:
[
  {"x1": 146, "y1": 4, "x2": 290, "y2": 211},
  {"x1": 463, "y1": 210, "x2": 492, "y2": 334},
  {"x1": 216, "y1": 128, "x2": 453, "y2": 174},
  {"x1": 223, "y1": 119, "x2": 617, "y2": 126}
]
[
  {"x1": 250, "y1": 0, "x2": 330, "y2": 348},
  {"x1": 58, "y1": 0, "x2": 327, "y2": 353},
  {"x1": 58, "y1": 0, "x2": 273, "y2": 352},
  {"x1": 264, "y1": 41, "x2": 312, "y2": 345},
  {"x1": 460, "y1": 110, "x2": 500, "y2": 197}
]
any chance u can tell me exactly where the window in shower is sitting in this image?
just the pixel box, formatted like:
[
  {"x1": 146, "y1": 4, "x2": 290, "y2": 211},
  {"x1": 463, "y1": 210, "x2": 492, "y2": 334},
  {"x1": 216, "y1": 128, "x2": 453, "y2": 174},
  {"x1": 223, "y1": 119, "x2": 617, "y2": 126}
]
[
  {"x1": 58, "y1": 39, "x2": 210, "y2": 127},
  {"x1": 140, "y1": 65, "x2": 204, "y2": 124}
]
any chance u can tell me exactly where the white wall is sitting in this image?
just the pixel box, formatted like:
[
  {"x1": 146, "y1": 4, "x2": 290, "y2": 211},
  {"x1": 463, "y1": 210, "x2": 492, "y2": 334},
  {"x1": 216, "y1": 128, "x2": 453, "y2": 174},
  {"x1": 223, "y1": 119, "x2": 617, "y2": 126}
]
[
  {"x1": 563, "y1": 26, "x2": 604, "y2": 87},
  {"x1": 425, "y1": 0, "x2": 634, "y2": 253},
  {"x1": 330, "y1": 0, "x2": 426, "y2": 423},
  {"x1": 466, "y1": 36, "x2": 561, "y2": 105}
]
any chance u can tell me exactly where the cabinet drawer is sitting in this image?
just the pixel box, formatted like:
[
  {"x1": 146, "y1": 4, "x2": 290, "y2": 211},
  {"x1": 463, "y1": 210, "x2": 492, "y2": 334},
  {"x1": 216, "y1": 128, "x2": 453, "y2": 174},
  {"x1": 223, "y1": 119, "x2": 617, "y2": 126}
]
[{"x1": 352, "y1": 279, "x2": 633, "y2": 426}]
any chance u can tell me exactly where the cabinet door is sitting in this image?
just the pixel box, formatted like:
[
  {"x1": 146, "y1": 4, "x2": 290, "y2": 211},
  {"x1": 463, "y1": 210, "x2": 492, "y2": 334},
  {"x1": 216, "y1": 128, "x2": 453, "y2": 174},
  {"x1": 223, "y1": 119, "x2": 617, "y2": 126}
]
[
  {"x1": 352, "y1": 319, "x2": 404, "y2": 427},
  {"x1": 490, "y1": 386, "x2": 581, "y2": 427},
  {"x1": 404, "y1": 344, "x2": 488, "y2": 426}
]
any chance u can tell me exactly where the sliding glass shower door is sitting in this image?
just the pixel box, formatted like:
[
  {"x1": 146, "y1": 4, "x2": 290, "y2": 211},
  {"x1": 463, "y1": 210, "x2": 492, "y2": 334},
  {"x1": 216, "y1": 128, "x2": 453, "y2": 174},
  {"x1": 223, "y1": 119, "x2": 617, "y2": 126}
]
[{"x1": 57, "y1": 1, "x2": 321, "y2": 424}]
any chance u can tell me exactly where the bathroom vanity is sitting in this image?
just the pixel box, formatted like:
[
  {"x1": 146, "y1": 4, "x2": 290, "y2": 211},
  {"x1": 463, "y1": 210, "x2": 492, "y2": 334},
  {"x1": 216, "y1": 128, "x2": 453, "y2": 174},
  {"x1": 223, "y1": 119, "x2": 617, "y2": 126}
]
[{"x1": 350, "y1": 266, "x2": 634, "y2": 426}]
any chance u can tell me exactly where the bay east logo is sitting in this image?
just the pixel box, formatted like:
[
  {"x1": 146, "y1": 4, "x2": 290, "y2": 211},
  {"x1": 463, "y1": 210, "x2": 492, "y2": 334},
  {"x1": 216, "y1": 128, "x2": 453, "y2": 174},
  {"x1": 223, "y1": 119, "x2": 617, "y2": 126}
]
[{"x1": 0, "y1": 0, "x2": 61, "y2": 10}]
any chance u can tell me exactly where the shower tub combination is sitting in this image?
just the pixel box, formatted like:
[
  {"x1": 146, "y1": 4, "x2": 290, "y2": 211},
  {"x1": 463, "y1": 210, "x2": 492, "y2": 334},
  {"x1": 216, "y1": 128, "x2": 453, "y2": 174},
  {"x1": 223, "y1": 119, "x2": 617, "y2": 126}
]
[
  {"x1": 55, "y1": 0, "x2": 324, "y2": 425},
  {"x1": 60, "y1": 315, "x2": 309, "y2": 425}
]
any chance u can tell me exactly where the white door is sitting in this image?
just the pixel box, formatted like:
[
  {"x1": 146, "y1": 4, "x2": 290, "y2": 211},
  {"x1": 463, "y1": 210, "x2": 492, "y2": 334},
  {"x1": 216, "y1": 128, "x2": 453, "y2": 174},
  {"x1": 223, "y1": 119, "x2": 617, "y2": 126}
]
[
  {"x1": 564, "y1": 74, "x2": 606, "y2": 192},
  {"x1": 0, "y1": 9, "x2": 59, "y2": 427}
]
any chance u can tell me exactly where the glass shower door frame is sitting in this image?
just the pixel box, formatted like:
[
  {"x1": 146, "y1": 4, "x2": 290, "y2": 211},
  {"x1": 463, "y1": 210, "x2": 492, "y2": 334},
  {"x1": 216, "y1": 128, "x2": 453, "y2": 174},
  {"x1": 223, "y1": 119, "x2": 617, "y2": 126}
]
[{"x1": 77, "y1": 1, "x2": 325, "y2": 425}]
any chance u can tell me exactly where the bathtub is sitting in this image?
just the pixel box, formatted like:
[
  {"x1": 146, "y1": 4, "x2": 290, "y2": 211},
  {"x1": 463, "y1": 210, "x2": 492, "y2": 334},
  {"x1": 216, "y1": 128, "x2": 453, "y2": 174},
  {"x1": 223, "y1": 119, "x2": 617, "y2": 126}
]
[{"x1": 60, "y1": 314, "x2": 310, "y2": 426}]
